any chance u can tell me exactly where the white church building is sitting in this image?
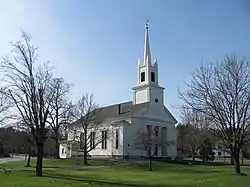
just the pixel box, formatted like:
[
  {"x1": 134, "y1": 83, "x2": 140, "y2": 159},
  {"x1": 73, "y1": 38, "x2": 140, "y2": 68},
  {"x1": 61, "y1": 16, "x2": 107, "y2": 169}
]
[{"x1": 59, "y1": 21, "x2": 178, "y2": 159}]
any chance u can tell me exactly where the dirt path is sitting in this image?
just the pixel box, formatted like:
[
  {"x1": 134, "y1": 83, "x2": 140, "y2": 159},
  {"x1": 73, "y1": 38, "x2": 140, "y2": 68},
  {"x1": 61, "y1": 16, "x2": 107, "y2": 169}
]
[{"x1": 0, "y1": 155, "x2": 25, "y2": 164}]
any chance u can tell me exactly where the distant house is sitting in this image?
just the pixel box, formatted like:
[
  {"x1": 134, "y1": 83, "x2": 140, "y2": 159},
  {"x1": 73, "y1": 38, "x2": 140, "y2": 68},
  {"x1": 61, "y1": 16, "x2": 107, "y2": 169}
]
[
  {"x1": 59, "y1": 22, "x2": 178, "y2": 159},
  {"x1": 213, "y1": 140, "x2": 250, "y2": 159},
  {"x1": 213, "y1": 141, "x2": 231, "y2": 158}
]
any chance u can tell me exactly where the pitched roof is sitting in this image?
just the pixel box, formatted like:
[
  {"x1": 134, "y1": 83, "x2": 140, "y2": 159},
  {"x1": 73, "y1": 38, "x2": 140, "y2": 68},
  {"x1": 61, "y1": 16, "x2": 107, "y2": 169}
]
[
  {"x1": 70, "y1": 101, "x2": 177, "y2": 127},
  {"x1": 163, "y1": 106, "x2": 178, "y2": 124},
  {"x1": 70, "y1": 101, "x2": 148, "y2": 127},
  {"x1": 94, "y1": 101, "x2": 148, "y2": 121}
]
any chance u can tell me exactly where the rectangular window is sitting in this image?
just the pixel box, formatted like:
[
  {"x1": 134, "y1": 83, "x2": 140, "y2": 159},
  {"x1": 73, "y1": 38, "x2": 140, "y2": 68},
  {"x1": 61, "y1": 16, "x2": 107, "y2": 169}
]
[
  {"x1": 154, "y1": 126, "x2": 159, "y2": 137},
  {"x1": 101, "y1": 130, "x2": 107, "y2": 149},
  {"x1": 115, "y1": 129, "x2": 119, "y2": 149},
  {"x1": 62, "y1": 148, "x2": 64, "y2": 154},
  {"x1": 151, "y1": 72, "x2": 155, "y2": 82},
  {"x1": 101, "y1": 131, "x2": 104, "y2": 149},
  {"x1": 147, "y1": 125, "x2": 152, "y2": 136},
  {"x1": 141, "y1": 72, "x2": 145, "y2": 82},
  {"x1": 80, "y1": 132, "x2": 84, "y2": 150},
  {"x1": 90, "y1": 132, "x2": 95, "y2": 149}
]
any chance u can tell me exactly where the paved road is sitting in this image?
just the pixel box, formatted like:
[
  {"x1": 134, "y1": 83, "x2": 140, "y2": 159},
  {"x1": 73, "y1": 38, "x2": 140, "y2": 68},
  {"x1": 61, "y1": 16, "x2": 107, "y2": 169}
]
[{"x1": 0, "y1": 156, "x2": 25, "y2": 164}]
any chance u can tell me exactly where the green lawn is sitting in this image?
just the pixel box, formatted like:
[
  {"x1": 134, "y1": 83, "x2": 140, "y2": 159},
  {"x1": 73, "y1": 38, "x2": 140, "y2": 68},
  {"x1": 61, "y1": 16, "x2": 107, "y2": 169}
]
[
  {"x1": 214, "y1": 157, "x2": 250, "y2": 165},
  {"x1": 1, "y1": 158, "x2": 250, "y2": 187},
  {"x1": 0, "y1": 157, "x2": 114, "y2": 168}
]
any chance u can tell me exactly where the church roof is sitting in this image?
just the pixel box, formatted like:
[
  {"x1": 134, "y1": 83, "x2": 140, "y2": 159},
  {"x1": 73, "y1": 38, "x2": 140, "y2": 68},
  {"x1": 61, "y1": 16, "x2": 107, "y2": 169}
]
[
  {"x1": 95, "y1": 101, "x2": 177, "y2": 123},
  {"x1": 93, "y1": 101, "x2": 148, "y2": 121},
  {"x1": 70, "y1": 101, "x2": 148, "y2": 127}
]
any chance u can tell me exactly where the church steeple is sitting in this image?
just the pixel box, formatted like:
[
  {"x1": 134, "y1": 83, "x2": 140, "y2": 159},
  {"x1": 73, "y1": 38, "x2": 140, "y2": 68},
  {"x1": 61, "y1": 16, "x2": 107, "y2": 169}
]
[
  {"x1": 144, "y1": 20, "x2": 151, "y2": 64},
  {"x1": 132, "y1": 21, "x2": 165, "y2": 105}
]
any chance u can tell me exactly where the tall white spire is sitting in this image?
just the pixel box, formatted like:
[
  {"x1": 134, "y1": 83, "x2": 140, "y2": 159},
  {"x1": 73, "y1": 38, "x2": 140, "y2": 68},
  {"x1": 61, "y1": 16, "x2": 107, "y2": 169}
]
[
  {"x1": 133, "y1": 20, "x2": 164, "y2": 105},
  {"x1": 144, "y1": 20, "x2": 151, "y2": 64}
]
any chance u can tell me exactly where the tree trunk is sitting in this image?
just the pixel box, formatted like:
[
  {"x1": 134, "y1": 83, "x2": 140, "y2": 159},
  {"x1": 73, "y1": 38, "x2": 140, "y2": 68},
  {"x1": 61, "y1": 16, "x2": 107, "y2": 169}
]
[
  {"x1": 149, "y1": 155, "x2": 152, "y2": 171},
  {"x1": 26, "y1": 147, "x2": 31, "y2": 167},
  {"x1": 231, "y1": 155, "x2": 234, "y2": 165},
  {"x1": 55, "y1": 110, "x2": 60, "y2": 159},
  {"x1": 84, "y1": 147, "x2": 88, "y2": 165},
  {"x1": 234, "y1": 152, "x2": 241, "y2": 174},
  {"x1": 36, "y1": 143, "x2": 44, "y2": 176},
  {"x1": 83, "y1": 130, "x2": 88, "y2": 165},
  {"x1": 55, "y1": 133, "x2": 60, "y2": 159}
]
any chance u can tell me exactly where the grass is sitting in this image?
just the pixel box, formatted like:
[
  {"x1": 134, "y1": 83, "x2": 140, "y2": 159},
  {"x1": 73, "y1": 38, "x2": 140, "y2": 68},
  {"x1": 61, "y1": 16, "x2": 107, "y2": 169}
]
[
  {"x1": 0, "y1": 157, "x2": 113, "y2": 168},
  {"x1": 214, "y1": 157, "x2": 250, "y2": 165},
  {"x1": 0, "y1": 158, "x2": 250, "y2": 187},
  {"x1": 185, "y1": 157, "x2": 250, "y2": 166}
]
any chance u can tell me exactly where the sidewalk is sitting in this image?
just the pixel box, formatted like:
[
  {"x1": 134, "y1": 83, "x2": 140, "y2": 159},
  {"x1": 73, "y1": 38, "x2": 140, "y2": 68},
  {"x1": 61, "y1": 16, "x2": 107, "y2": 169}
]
[{"x1": 0, "y1": 155, "x2": 25, "y2": 164}]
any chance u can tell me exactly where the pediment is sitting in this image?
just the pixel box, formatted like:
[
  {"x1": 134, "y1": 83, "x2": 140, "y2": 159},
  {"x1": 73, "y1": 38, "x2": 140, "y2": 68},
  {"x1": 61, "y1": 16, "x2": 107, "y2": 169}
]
[{"x1": 132, "y1": 103, "x2": 178, "y2": 124}]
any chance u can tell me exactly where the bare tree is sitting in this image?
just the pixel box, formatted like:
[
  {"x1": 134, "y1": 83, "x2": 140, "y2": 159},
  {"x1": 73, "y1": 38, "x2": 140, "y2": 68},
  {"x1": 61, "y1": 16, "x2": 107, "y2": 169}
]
[
  {"x1": 179, "y1": 55, "x2": 250, "y2": 174},
  {"x1": 0, "y1": 88, "x2": 11, "y2": 125},
  {"x1": 176, "y1": 123, "x2": 200, "y2": 162},
  {"x1": 48, "y1": 78, "x2": 72, "y2": 159},
  {"x1": 181, "y1": 108, "x2": 202, "y2": 162},
  {"x1": 72, "y1": 94, "x2": 109, "y2": 165},
  {"x1": 134, "y1": 128, "x2": 173, "y2": 171},
  {"x1": 178, "y1": 107, "x2": 216, "y2": 162},
  {"x1": 134, "y1": 133, "x2": 161, "y2": 171},
  {"x1": 0, "y1": 31, "x2": 56, "y2": 176}
]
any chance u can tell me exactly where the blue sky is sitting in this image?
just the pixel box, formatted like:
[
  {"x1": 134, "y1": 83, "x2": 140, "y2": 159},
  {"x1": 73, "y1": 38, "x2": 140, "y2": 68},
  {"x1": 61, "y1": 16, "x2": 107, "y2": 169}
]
[{"x1": 0, "y1": 0, "x2": 249, "y2": 121}]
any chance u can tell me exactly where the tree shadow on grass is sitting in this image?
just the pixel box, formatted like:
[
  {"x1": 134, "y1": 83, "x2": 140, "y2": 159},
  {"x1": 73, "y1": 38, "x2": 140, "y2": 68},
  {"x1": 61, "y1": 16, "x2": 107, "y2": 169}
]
[{"x1": 44, "y1": 172, "x2": 193, "y2": 187}]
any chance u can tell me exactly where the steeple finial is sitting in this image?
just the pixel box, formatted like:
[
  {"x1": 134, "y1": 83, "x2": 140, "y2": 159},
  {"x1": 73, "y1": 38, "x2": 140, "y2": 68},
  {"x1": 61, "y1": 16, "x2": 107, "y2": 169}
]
[{"x1": 144, "y1": 20, "x2": 151, "y2": 64}]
